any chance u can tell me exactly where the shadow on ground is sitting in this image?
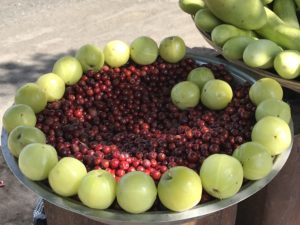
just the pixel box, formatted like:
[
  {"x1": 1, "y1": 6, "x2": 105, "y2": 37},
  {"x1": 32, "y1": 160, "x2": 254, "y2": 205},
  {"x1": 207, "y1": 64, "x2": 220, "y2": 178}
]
[
  {"x1": 0, "y1": 49, "x2": 76, "y2": 96},
  {"x1": 0, "y1": 49, "x2": 75, "y2": 225}
]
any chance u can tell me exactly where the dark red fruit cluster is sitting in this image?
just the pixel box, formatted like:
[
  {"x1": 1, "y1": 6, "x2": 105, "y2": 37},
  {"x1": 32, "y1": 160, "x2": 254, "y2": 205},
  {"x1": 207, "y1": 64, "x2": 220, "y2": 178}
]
[{"x1": 36, "y1": 57, "x2": 256, "y2": 183}]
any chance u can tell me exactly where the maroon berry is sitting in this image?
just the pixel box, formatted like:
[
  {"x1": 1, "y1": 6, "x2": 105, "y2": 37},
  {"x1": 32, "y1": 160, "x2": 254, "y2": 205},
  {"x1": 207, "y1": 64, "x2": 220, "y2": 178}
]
[
  {"x1": 144, "y1": 169, "x2": 151, "y2": 175},
  {"x1": 110, "y1": 158, "x2": 120, "y2": 169},
  {"x1": 74, "y1": 152, "x2": 83, "y2": 160},
  {"x1": 116, "y1": 169, "x2": 125, "y2": 177},
  {"x1": 127, "y1": 166, "x2": 136, "y2": 172},
  {"x1": 137, "y1": 166, "x2": 145, "y2": 172},
  {"x1": 143, "y1": 159, "x2": 151, "y2": 168},
  {"x1": 103, "y1": 146, "x2": 111, "y2": 154},
  {"x1": 150, "y1": 159, "x2": 158, "y2": 168},
  {"x1": 157, "y1": 153, "x2": 166, "y2": 161},
  {"x1": 101, "y1": 159, "x2": 110, "y2": 169},
  {"x1": 94, "y1": 157, "x2": 102, "y2": 166},
  {"x1": 151, "y1": 170, "x2": 161, "y2": 181},
  {"x1": 148, "y1": 151, "x2": 157, "y2": 160},
  {"x1": 119, "y1": 161, "x2": 130, "y2": 170},
  {"x1": 132, "y1": 159, "x2": 140, "y2": 168},
  {"x1": 119, "y1": 153, "x2": 127, "y2": 161},
  {"x1": 160, "y1": 165, "x2": 168, "y2": 173}
]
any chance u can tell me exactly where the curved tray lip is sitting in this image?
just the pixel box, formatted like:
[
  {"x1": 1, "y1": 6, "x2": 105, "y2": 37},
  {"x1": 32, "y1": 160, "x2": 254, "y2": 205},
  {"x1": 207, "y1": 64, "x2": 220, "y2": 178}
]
[{"x1": 1, "y1": 54, "x2": 293, "y2": 225}]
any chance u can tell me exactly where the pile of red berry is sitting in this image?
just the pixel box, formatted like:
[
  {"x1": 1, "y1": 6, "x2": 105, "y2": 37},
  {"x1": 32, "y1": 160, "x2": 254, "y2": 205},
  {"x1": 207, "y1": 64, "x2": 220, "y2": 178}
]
[{"x1": 36, "y1": 57, "x2": 256, "y2": 182}]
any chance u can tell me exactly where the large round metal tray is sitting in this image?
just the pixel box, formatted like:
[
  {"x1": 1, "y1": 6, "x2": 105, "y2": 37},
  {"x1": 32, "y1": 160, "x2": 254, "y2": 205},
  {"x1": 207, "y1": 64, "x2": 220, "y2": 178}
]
[{"x1": 1, "y1": 53, "x2": 293, "y2": 225}]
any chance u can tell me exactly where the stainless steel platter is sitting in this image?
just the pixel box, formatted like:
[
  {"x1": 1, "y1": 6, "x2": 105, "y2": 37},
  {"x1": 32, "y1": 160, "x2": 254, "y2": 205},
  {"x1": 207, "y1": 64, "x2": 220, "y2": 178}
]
[{"x1": 1, "y1": 53, "x2": 293, "y2": 225}]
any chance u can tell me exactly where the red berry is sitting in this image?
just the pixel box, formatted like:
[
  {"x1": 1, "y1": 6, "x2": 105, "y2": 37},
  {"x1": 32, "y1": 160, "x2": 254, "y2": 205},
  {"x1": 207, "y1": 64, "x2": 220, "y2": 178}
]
[
  {"x1": 101, "y1": 159, "x2": 110, "y2": 168},
  {"x1": 160, "y1": 165, "x2": 168, "y2": 173},
  {"x1": 119, "y1": 161, "x2": 130, "y2": 170},
  {"x1": 151, "y1": 170, "x2": 161, "y2": 180},
  {"x1": 143, "y1": 159, "x2": 151, "y2": 168},
  {"x1": 103, "y1": 146, "x2": 111, "y2": 154},
  {"x1": 127, "y1": 166, "x2": 136, "y2": 172},
  {"x1": 144, "y1": 169, "x2": 151, "y2": 175},
  {"x1": 94, "y1": 157, "x2": 102, "y2": 166},
  {"x1": 132, "y1": 160, "x2": 140, "y2": 168},
  {"x1": 110, "y1": 158, "x2": 120, "y2": 169},
  {"x1": 116, "y1": 169, "x2": 125, "y2": 177},
  {"x1": 136, "y1": 166, "x2": 145, "y2": 172},
  {"x1": 157, "y1": 153, "x2": 166, "y2": 161}
]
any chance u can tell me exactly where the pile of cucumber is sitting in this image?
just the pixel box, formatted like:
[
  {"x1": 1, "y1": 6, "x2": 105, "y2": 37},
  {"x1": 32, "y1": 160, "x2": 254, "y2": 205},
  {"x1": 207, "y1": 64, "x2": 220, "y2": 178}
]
[{"x1": 179, "y1": 0, "x2": 300, "y2": 80}]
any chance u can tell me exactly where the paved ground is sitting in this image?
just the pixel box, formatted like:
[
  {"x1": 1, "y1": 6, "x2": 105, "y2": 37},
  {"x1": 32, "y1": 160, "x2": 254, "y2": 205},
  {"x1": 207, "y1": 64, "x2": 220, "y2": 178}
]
[{"x1": 0, "y1": 1, "x2": 212, "y2": 224}]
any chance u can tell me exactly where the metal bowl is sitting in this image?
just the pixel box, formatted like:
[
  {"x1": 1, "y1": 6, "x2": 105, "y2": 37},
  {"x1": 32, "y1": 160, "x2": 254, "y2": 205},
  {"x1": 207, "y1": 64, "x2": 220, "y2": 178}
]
[
  {"x1": 1, "y1": 53, "x2": 293, "y2": 225},
  {"x1": 191, "y1": 17, "x2": 300, "y2": 93}
]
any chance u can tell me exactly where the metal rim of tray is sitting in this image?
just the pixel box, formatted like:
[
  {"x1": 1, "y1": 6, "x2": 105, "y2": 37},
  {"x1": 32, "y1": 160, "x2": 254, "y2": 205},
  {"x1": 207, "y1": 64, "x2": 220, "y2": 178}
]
[{"x1": 1, "y1": 53, "x2": 293, "y2": 225}]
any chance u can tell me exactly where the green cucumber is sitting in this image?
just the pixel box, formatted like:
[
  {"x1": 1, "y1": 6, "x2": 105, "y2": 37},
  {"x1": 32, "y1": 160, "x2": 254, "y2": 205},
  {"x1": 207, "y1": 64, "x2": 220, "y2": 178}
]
[
  {"x1": 273, "y1": 0, "x2": 299, "y2": 28},
  {"x1": 194, "y1": 8, "x2": 222, "y2": 32},
  {"x1": 261, "y1": 0, "x2": 273, "y2": 5},
  {"x1": 211, "y1": 24, "x2": 257, "y2": 47},
  {"x1": 295, "y1": 0, "x2": 300, "y2": 9},
  {"x1": 256, "y1": 7, "x2": 300, "y2": 51}
]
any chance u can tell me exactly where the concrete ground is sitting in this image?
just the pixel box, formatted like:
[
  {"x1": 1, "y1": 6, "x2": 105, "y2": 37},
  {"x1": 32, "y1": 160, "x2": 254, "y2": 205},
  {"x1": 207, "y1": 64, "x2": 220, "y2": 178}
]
[{"x1": 0, "y1": 1, "x2": 212, "y2": 224}]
